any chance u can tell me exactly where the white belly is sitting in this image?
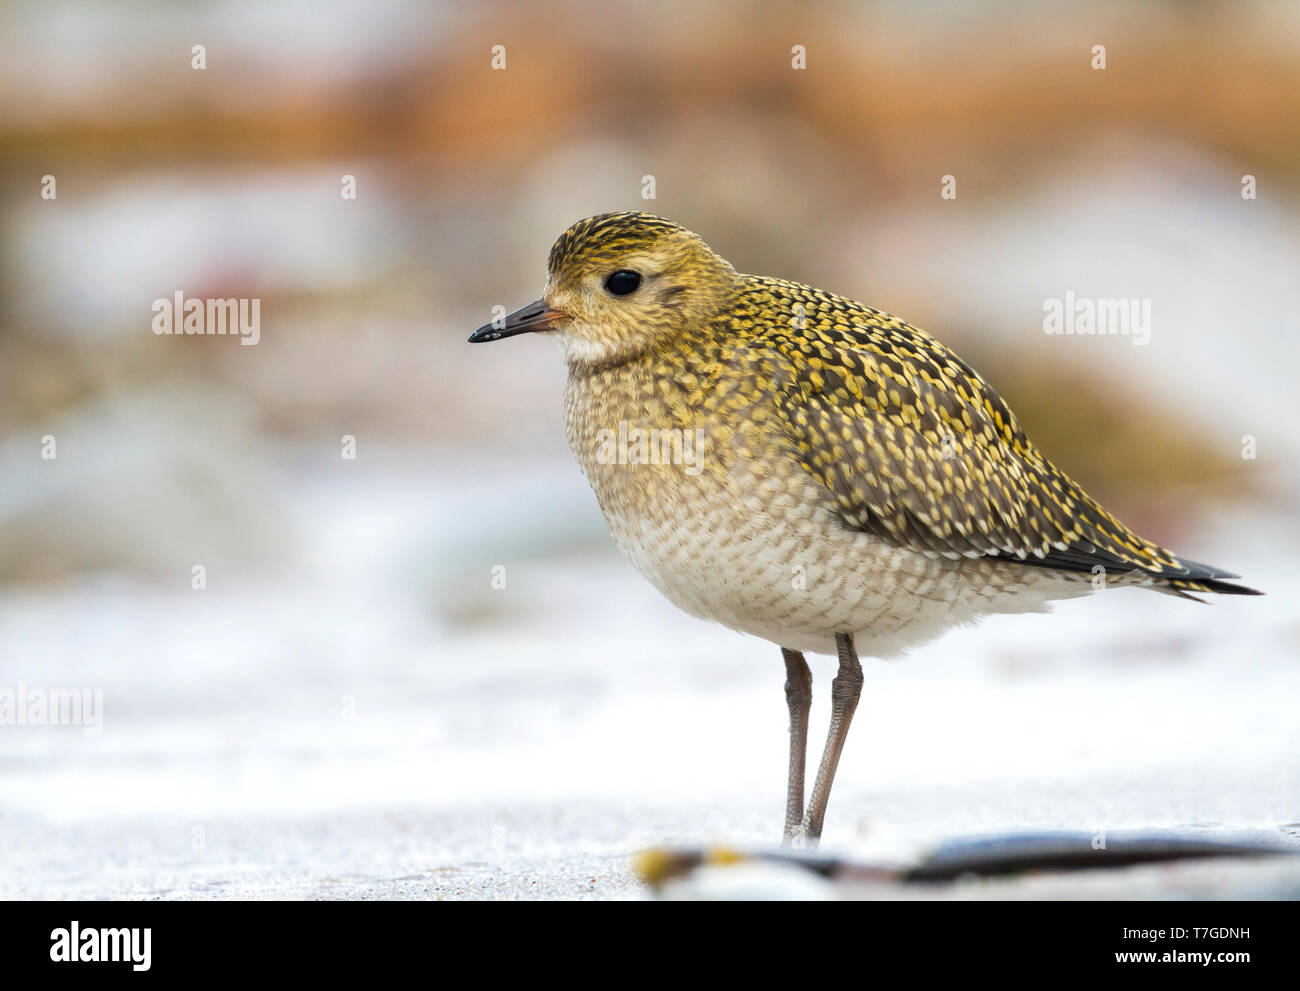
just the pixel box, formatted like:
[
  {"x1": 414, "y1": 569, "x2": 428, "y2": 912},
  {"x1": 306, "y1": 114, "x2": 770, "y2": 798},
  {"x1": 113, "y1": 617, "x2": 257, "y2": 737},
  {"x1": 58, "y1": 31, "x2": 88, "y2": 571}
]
[{"x1": 591, "y1": 462, "x2": 1092, "y2": 658}]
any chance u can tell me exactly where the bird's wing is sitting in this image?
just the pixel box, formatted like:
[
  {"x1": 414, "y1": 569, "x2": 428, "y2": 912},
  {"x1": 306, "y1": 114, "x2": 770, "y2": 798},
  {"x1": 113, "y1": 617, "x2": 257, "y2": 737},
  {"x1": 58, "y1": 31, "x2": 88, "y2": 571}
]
[{"x1": 746, "y1": 278, "x2": 1242, "y2": 589}]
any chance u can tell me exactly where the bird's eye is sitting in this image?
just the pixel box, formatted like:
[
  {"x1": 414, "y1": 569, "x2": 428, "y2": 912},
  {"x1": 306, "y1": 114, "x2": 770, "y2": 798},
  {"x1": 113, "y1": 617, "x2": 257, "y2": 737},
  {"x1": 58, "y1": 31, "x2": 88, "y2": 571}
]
[{"x1": 604, "y1": 270, "x2": 641, "y2": 296}]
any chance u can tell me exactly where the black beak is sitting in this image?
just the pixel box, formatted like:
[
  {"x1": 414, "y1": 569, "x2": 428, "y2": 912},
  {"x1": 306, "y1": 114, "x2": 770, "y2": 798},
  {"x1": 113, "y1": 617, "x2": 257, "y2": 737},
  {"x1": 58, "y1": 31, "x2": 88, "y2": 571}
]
[{"x1": 468, "y1": 298, "x2": 566, "y2": 343}]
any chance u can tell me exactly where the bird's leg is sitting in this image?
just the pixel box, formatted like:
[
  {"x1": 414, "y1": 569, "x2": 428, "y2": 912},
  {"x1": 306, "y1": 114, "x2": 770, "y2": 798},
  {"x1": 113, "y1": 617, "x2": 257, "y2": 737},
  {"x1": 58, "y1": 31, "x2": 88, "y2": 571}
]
[
  {"x1": 800, "y1": 632, "x2": 863, "y2": 846},
  {"x1": 780, "y1": 647, "x2": 812, "y2": 845}
]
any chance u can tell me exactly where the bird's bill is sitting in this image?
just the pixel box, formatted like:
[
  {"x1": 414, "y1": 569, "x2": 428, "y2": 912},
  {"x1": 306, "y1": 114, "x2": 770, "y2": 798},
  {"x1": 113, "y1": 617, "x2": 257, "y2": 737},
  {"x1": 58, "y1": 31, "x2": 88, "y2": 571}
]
[{"x1": 468, "y1": 298, "x2": 567, "y2": 343}]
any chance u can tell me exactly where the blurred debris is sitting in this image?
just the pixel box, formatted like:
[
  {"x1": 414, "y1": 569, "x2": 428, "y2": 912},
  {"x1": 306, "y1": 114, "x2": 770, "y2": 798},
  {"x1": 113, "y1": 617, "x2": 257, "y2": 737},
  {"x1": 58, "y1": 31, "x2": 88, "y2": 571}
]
[{"x1": 637, "y1": 828, "x2": 1300, "y2": 900}]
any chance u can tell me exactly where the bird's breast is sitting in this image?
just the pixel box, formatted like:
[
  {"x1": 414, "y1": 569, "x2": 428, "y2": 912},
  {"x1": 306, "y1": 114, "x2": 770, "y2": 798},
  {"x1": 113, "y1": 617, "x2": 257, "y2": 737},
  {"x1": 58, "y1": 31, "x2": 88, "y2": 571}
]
[{"x1": 562, "y1": 363, "x2": 842, "y2": 633}]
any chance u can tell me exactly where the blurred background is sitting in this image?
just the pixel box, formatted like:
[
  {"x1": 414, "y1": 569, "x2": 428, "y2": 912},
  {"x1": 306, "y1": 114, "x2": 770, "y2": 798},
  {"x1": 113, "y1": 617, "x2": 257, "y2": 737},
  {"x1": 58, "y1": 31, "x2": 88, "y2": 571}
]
[{"x1": 1, "y1": 0, "x2": 1298, "y2": 898}]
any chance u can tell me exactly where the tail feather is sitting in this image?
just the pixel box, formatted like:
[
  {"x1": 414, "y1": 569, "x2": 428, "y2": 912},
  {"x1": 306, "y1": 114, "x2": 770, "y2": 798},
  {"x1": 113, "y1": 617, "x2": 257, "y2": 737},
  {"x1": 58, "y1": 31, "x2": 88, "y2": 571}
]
[
  {"x1": 1018, "y1": 549, "x2": 1262, "y2": 598},
  {"x1": 1164, "y1": 575, "x2": 1263, "y2": 597},
  {"x1": 1163, "y1": 556, "x2": 1263, "y2": 597}
]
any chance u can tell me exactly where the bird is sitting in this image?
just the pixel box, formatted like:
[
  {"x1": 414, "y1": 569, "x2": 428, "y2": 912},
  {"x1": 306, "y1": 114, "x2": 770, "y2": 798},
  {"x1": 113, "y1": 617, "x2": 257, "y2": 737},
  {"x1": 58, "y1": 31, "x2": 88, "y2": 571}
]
[{"x1": 468, "y1": 210, "x2": 1260, "y2": 847}]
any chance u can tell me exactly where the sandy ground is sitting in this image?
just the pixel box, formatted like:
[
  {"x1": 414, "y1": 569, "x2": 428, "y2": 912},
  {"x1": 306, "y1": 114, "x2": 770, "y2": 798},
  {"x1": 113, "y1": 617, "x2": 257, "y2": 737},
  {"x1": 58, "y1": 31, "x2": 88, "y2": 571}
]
[{"x1": 1, "y1": 458, "x2": 1297, "y2": 899}]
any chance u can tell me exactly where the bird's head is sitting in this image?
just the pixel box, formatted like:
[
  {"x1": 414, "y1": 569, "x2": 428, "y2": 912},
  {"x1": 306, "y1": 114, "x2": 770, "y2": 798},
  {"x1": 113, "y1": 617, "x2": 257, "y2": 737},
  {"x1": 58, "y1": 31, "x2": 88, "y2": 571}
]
[{"x1": 469, "y1": 211, "x2": 739, "y2": 366}]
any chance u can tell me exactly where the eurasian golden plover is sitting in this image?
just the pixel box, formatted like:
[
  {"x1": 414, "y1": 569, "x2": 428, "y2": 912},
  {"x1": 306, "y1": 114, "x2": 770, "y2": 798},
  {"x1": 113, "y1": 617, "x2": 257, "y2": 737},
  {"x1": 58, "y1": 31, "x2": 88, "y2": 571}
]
[{"x1": 469, "y1": 211, "x2": 1260, "y2": 846}]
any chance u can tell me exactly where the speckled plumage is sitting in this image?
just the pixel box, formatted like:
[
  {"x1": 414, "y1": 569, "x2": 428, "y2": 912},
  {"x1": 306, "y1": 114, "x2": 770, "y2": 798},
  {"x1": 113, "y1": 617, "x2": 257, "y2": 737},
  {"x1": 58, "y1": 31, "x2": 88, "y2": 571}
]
[
  {"x1": 535, "y1": 212, "x2": 1257, "y2": 655},
  {"x1": 470, "y1": 210, "x2": 1258, "y2": 840}
]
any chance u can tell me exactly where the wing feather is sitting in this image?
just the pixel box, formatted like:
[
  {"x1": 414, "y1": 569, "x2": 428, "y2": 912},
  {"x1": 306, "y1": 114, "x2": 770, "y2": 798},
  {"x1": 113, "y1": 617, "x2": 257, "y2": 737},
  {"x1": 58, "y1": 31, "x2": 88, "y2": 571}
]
[{"x1": 740, "y1": 277, "x2": 1256, "y2": 594}]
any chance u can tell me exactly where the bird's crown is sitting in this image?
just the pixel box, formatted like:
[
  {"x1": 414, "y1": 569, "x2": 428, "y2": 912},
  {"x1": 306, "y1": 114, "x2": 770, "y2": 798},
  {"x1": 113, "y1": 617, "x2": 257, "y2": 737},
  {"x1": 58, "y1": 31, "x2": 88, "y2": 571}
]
[{"x1": 547, "y1": 211, "x2": 689, "y2": 277}]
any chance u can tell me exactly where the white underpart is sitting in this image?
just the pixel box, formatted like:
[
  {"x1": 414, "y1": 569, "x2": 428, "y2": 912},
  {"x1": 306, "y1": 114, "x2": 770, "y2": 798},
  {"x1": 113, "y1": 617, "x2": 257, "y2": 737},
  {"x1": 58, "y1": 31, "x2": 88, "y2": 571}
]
[{"x1": 584, "y1": 455, "x2": 1101, "y2": 658}]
